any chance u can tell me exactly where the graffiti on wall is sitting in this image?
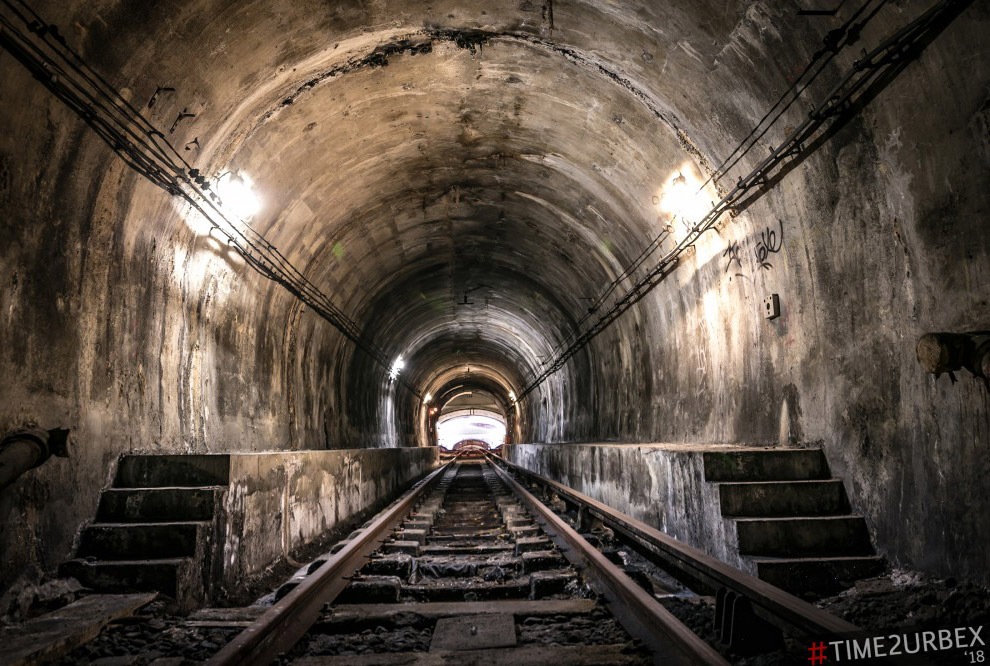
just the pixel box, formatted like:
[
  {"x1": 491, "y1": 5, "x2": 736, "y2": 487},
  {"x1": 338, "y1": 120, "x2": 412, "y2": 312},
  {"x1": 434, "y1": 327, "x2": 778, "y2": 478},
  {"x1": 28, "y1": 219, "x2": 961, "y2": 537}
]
[{"x1": 722, "y1": 219, "x2": 786, "y2": 275}]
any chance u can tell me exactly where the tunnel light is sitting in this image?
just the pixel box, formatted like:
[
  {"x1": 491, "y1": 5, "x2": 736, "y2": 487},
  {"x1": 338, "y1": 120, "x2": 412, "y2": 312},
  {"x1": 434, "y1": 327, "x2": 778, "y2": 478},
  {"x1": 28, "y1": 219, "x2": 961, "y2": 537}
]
[
  {"x1": 658, "y1": 168, "x2": 709, "y2": 227},
  {"x1": 217, "y1": 172, "x2": 260, "y2": 220},
  {"x1": 508, "y1": 390, "x2": 517, "y2": 403},
  {"x1": 423, "y1": 392, "x2": 432, "y2": 404},
  {"x1": 389, "y1": 355, "x2": 406, "y2": 380}
]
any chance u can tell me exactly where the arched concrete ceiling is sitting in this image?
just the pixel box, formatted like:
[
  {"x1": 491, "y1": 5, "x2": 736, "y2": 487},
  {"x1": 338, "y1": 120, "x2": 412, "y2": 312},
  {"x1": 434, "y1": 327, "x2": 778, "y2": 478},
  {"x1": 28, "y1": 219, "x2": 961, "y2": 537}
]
[
  {"x1": 2, "y1": 0, "x2": 990, "y2": 600},
  {"x1": 2, "y1": 0, "x2": 987, "y2": 464},
  {"x1": 87, "y1": 0, "x2": 747, "y2": 445}
]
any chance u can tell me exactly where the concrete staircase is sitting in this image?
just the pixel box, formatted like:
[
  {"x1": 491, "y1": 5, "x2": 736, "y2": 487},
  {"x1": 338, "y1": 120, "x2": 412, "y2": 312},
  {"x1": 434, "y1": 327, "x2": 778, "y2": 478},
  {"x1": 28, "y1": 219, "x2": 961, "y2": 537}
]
[
  {"x1": 60, "y1": 455, "x2": 229, "y2": 610},
  {"x1": 704, "y1": 448, "x2": 885, "y2": 598}
]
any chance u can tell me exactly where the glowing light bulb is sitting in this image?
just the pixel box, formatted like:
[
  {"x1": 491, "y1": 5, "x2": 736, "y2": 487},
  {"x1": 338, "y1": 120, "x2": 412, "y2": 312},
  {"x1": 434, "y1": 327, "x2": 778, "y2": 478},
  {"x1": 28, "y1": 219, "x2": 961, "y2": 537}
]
[
  {"x1": 217, "y1": 172, "x2": 260, "y2": 220},
  {"x1": 659, "y1": 168, "x2": 709, "y2": 227},
  {"x1": 423, "y1": 393, "x2": 432, "y2": 404}
]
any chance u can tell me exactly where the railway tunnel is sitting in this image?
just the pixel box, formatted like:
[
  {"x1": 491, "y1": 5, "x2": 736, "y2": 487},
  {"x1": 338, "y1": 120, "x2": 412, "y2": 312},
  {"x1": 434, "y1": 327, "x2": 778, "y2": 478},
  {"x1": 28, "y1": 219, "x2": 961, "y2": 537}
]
[{"x1": 1, "y1": 0, "x2": 989, "y2": 663}]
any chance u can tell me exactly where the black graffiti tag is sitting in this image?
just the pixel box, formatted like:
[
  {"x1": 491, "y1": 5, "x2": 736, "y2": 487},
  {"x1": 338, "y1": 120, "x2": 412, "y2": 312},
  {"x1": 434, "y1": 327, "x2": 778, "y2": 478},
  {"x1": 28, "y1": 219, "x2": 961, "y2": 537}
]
[
  {"x1": 722, "y1": 240, "x2": 742, "y2": 273},
  {"x1": 755, "y1": 220, "x2": 784, "y2": 270}
]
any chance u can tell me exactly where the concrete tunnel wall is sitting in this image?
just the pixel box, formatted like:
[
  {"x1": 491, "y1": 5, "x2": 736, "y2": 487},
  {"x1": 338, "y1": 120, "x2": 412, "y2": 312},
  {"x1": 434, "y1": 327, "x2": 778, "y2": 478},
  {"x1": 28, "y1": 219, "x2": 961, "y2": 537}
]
[{"x1": 0, "y1": 0, "x2": 988, "y2": 594}]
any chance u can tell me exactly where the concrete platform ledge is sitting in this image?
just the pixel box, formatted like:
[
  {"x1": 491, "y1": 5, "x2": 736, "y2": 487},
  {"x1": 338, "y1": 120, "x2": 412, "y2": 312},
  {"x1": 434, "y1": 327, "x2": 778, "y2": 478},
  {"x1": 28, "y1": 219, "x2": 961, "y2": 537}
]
[
  {"x1": 67, "y1": 447, "x2": 438, "y2": 606},
  {"x1": 218, "y1": 448, "x2": 438, "y2": 593},
  {"x1": 502, "y1": 442, "x2": 856, "y2": 578}
]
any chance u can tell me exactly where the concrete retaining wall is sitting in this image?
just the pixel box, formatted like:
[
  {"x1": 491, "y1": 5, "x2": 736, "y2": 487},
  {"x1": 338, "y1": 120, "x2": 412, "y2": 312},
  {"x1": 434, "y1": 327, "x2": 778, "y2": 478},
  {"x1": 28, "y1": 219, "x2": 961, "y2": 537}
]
[
  {"x1": 503, "y1": 442, "x2": 747, "y2": 570},
  {"x1": 220, "y1": 447, "x2": 437, "y2": 594}
]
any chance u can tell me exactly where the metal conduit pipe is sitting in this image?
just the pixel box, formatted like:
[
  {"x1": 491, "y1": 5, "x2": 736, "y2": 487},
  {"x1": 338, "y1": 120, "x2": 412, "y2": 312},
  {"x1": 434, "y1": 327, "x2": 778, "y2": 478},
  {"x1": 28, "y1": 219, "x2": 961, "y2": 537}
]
[{"x1": 0, "y1": 427, "x2": 70, "y2": 492}]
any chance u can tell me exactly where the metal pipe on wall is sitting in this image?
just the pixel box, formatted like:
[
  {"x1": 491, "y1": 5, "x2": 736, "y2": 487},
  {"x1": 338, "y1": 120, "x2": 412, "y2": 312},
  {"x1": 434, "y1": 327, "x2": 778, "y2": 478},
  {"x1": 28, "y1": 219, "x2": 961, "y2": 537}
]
[{"x1": 0, "y1": 428, "x2": 70, "y2": 492}]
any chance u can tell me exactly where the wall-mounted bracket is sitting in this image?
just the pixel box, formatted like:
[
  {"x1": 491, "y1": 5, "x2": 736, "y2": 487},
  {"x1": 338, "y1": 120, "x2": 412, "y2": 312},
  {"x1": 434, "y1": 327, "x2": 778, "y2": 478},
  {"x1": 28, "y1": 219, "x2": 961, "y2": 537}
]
[{"x1": 763, "y1": 294, "x2": 780, "y2": 320}]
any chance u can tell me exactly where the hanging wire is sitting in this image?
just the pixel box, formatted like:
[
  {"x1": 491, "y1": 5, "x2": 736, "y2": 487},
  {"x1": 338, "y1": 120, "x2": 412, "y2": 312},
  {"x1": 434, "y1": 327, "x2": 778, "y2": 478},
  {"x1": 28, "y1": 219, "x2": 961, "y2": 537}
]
[
  {"x1": 520, "y1": 0, "x2": 969, "y2": 401},
  {"x1": 696, "y1": 0, "x2": 887, "y2": 194},
  {"x1": 546, "y1": 0, "x2": 887, "y2": 365},
  {"x1": 0, "y1": 0, "x2": 419, "y2": 395}
]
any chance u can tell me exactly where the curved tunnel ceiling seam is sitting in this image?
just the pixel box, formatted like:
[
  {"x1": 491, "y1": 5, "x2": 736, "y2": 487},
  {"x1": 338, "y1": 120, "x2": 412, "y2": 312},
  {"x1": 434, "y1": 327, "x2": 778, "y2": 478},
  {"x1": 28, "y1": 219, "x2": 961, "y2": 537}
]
[{"x1": 244, "y1": 28, "x2": 694, "y2": 153}]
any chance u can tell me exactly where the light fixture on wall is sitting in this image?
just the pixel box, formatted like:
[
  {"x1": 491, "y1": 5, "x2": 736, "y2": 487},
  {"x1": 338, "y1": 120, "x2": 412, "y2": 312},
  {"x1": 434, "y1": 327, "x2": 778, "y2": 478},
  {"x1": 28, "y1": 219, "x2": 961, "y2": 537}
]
[
  {"x1": 658, "y1": 166, "x2": 709, "y2": 229},
  {"x1": 216, "y1": 171, "x2": 260, "y2": 221},
  {"x1": 423, "y1": 392, "x2": 432, "y2": 404},
  {"x1": 389, "y1": 355, "x2": 406, "y2": 380}
]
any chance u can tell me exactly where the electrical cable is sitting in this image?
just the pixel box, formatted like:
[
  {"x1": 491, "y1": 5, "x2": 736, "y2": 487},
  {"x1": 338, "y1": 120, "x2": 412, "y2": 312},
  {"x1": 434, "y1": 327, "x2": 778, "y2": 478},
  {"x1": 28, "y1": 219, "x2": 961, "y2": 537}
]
[
  {"x1": 547, "y1": 1, "x2": 887, "y2": 365},
  {"x1": 0, "y1": 0, "x2": 419, "y2": 395},
  {"x1": 519, "y1": 0, "x2": 969, "y2": 401}
]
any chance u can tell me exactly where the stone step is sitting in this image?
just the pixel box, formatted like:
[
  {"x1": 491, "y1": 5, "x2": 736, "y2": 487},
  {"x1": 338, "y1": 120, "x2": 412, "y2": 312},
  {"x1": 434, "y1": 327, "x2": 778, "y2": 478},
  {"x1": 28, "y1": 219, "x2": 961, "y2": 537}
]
[
  {"x1": 735, "y1": 516, "x2": 874, "y2": 557},
  {"x1": 77, "y1": 522, "x2": 208, "y2": 560},
  {"x1": 114, "y1": 455, "x2": 230, "y2": 488},
  {"x1": 718, "y1": 479, "x2": 849, "y2": 517},
  {"x1": 97, "y1": 487, "x2": 221, "y2": 522},
  {"x1": 703, "y1": 449, "x2": 828, "y2": 482},
  {"x1": 58, "y1": 558, "x2": 199, "y2": 609},
  {"x1": 753, "y1": 555, "x2": 886, "y2": 597}
]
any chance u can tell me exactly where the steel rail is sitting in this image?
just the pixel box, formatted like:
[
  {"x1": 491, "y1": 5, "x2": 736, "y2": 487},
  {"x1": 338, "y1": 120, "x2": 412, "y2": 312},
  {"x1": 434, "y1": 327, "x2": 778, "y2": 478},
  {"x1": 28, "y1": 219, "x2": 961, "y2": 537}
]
[
  {"x1": 487, "y1": 454, "x2": 859, "y2": 639},
  {"x1": 207, "y1": 462, "x2": 451, "y2": 666},
  {"x1": 487, "y1": 459, "x2": 730, "y2": 665}
]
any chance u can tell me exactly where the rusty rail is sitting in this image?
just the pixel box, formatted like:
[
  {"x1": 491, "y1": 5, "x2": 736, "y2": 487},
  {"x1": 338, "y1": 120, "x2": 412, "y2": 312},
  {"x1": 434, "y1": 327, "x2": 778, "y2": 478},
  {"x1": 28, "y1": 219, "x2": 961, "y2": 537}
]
[
  {"x1": 207, "y1": 462, "x2": 451, "y2": 666},
  {"x1": 488, "y1": 459, "x2": 729, "y2": 665},
  {"x1": 486, "y1": 453, "x2": 859, "y2": 640}
]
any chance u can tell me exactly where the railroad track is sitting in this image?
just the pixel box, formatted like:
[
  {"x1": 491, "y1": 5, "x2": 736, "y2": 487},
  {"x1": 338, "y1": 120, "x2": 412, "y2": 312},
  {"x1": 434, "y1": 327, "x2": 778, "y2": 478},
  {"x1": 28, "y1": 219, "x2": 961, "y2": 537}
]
[{"x1": 205, "y1": 456, "x2": 858, "y2": 665}]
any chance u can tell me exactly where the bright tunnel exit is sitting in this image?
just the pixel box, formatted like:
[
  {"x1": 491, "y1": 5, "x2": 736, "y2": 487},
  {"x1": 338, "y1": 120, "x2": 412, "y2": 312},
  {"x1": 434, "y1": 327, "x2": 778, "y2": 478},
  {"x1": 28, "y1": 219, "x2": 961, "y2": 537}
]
[{"x1": 437, "y1": 412, "x2": 506, "y2": 450}]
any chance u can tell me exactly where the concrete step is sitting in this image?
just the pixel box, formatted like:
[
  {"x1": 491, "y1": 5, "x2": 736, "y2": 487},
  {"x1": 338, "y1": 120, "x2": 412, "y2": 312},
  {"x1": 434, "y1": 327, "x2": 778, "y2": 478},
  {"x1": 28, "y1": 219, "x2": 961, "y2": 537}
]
[
  {"x1": 58, "y1": 558, "x2": 199, "y2": 608},
  {"x1": 718, "y1": 480, "x2": 849, "y2": 517},
  {"x1": 736, "y1": 516, "x2": 874, "y2": 557},
  {"x1": 753, "y1": 556, "x2": 886, "y2": 597},
  {"x1": 114, "y1": 454, "x2": 230, "y2": 488},
  {"x1": 77, "y1": 522, "x2": 207, "y2": 560},
  {"x1": 703, "y1": 449, "x2": 828, "y2": 482},
  {"x1": 97, "y1": 487, "x2": 221, "y2": 522}
]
